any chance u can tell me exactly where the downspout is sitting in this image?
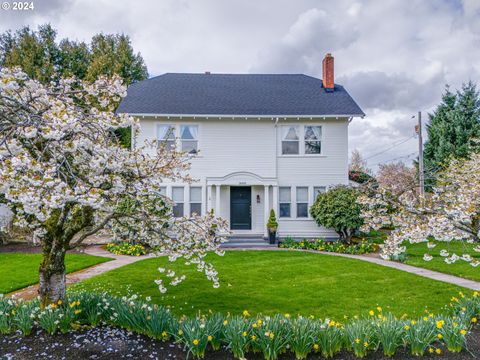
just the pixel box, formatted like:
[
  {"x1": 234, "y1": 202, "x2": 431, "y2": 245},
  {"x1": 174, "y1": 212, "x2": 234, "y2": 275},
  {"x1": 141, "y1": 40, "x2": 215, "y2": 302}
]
[
  {"x1": 274, "y1": 117, "x2": 279, "y2": 180},
  {"x1": 347, "y1": 116, "x2": 353, "y2": 185}
]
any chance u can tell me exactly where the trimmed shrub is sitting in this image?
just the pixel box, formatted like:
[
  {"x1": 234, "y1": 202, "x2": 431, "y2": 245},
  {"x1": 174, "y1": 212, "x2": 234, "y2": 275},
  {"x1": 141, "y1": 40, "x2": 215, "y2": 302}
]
[{"x1": 310, "y1": 186, "x2": 363, "y2": 243}]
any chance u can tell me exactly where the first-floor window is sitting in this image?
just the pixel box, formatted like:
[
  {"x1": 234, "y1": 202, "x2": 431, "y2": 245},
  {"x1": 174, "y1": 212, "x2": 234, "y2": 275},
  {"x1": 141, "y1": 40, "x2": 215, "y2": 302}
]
[
  {"x1": 313, "y1": 186, "x2": 326, "y2": 201},
  {"x1": 159, "y1": 186, "x2": 167, "y2": 197},
  {"x1": 279, "y1": 187, "x2": 291, "y2": 217},
  {"x1": 172, "y1": 186, "x2": 184, "y2": 217},
  {"x1": 296, "y1": 187, "x2": 308, "y2": 218},
  {"x1": 190, "y1": 186, "x2": 202, "y2": 216}
]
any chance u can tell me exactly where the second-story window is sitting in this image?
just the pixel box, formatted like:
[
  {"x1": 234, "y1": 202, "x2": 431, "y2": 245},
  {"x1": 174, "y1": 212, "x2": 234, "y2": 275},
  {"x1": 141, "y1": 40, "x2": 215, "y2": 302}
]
[
  {"x1": 181, "y1": 125, "x2": 198, "y2": 154},
  {"x1": 304, "y1": 126, "x2": 322, "y2": 154},
  {"x1": 281, "y1": 126, "x2": 299, "y2": 155},
  {"x1": 157, "y1": 124, "x2": 176, "y2": 150}
]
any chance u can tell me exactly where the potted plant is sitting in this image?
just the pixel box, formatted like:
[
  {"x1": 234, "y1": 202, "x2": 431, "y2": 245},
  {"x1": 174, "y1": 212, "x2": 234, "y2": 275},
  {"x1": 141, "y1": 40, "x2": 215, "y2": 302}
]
[{"x1": 267, "y1": 209, "x2": 278, "y2": 244}]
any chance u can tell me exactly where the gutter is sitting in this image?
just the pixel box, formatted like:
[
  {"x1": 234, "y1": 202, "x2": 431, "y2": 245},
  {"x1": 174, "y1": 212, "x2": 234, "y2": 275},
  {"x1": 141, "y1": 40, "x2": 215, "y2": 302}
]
[{"x1": 122, "y1": 113, "x2": 365, "y2": 119}]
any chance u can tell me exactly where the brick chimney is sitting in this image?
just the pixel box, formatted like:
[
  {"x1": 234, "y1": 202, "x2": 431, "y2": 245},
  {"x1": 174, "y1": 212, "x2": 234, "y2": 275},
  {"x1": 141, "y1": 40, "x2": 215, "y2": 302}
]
[{"x1": 322, "y1": 53, "x2": 334, "y2": 91}]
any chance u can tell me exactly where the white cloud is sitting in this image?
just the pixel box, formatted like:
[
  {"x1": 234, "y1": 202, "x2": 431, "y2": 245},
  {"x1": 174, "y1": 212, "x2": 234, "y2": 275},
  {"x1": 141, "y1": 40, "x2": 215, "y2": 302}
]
[{"x1": 0, "y1": 0, "x2": 478, "y2": 169}]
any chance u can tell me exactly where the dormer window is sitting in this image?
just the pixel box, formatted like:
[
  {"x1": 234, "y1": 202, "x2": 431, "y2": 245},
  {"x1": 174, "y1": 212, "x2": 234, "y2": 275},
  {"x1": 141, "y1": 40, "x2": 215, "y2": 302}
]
[
  {"x1": 281, "y1": 126, "x2": 299, "y2": 155},
  {"x1": 181, "y1": 125, "x2": 198, "y2": 154}
]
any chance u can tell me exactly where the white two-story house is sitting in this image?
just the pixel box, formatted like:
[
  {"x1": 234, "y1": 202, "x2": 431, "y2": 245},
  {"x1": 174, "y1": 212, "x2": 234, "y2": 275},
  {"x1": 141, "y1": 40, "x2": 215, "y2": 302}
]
[{"x1": 117, "y1": 54, "x2": 365, "y2": 240}]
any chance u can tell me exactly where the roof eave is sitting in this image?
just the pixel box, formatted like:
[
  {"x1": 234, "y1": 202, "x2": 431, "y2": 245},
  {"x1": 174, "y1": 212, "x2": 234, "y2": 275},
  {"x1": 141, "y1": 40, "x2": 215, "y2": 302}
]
[{"x1": 118, "y1": 112, "x2": 365, "y2": 119}]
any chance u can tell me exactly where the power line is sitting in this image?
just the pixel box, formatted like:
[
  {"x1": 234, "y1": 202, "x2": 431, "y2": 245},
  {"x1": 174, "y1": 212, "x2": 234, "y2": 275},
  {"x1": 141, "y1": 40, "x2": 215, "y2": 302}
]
[
  {"x1": 364, "y1": 135, "x2": 416, "y2": 161},
  {"x1": 369, "y1": 151, "x2": 417, "y2": 166}
]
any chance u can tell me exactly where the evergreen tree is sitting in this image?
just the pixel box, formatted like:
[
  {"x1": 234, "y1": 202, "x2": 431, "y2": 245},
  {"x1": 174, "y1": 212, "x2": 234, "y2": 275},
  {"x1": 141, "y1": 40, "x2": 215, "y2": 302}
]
[
  {"x1": 86, "y1": 34, "x2": 148, "y2": 86},
  {"x1": 0, "y1": 24, "x2": 149, "y2": 148},
  {"x1": 423, "y1": 82, "x2": 480, "y2": 185},
  {"x1": 0, "y1": 24, "x2": 148, "y2": 86}
]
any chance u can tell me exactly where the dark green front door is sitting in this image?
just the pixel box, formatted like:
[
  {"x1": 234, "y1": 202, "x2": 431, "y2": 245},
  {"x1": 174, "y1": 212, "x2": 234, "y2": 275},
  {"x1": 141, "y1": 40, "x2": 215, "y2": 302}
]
[{"x1": 230, "y1": 186, "x2": 251, "y2": 230}]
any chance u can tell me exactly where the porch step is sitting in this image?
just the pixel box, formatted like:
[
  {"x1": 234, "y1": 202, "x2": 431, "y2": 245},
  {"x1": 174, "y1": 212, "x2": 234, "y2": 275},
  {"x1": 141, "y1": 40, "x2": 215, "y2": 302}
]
[{"x1": 222, "y1": 236, "x2": 276, "y2": 248}]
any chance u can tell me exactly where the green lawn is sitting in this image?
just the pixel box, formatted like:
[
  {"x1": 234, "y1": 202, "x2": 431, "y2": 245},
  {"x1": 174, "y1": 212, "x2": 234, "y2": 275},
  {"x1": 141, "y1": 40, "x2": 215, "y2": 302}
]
[
  {"x1": 74, "y1": 250, "x2": 467, "y2": 320},
  {"x1": 0, "y1": 253, "x2": 111, "y2": 294},
  {"x1": 404, "y1": 240, "x2": 480, "y2": 281}
]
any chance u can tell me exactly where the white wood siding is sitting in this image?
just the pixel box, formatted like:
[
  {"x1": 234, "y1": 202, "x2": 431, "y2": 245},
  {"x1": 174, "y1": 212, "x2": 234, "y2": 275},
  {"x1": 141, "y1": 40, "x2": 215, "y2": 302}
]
[
  {"x1": 276, "y1": 119, "x2": 348, "y2": 238},
  {"x1": 136, "y1": 116, "x2": 348, "y2": 238},
  {"x1": 137, "y1": 117, "x2": 276, "y2": 180}
]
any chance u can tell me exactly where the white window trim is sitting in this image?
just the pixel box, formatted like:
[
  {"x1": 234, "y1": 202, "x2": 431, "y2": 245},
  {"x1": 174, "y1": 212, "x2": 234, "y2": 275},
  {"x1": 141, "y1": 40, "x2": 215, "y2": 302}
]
[
  {"x1": 156, "y1": 123, "x2": 176, "y2": 150},
  {"x1": 189, "y1": 186, "x2": 203, "y2": 216},
  {"x1": 295, "y1": 186, "x2": 309, "y2": 218},
  {"x1": 278, "y1": 124, "x2": 323, "y2": 157},
  {"x1": 278, "y1": 186, "x2": 292, "y2": 218},
  {"x1": 155, "y1": 123, "x2": 200, "y2": 156},
  {"x1": 180, "y1": 123, "x2": 200, "y2": 155},
  {"x1": 172, "y1": 186, "x2": 185, "y2": 218},
  {"x1": 304, "y1": 125, "x2": 322, "y2": 156},
  {"x1": 280, "y1": 125, "x2": 300, "y2": 156}
]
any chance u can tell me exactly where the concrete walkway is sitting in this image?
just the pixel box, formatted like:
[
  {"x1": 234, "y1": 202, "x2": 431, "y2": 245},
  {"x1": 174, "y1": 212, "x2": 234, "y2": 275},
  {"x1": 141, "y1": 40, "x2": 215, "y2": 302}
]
[{"x1": 8, "y1": 246, "x2": 151, "y2": 300}]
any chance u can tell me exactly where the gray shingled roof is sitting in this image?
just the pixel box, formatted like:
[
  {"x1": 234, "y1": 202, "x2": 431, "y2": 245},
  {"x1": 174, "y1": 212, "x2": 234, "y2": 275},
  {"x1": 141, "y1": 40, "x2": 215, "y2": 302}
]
[{"x1": 117, "y1": 73, "x2": 365, "y2": 117}]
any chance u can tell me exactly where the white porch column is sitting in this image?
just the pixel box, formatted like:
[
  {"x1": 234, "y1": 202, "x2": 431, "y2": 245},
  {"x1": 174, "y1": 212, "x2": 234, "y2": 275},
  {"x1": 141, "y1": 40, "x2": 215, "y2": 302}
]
[
  {"x1": 215, "y1": 185, "x2": 221, "y2": 216},
  {"x1": 272, "y1": 185, "x2": 278, "y2": 217},
  {"x1": 264, "y1": 185, "x2": 270, "y2": 238},
  {"x1": 207, "y1": 185, "x2": 213, "y2": 212}
]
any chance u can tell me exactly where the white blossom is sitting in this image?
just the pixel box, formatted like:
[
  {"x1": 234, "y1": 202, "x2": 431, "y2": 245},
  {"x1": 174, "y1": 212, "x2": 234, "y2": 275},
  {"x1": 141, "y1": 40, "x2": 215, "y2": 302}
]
[
  {"x1": 0, "y1": 68, "x2": 230, "y2": 295},
  {"x1": 359, "y1": 152, "x2": 480, "y2": 266}
]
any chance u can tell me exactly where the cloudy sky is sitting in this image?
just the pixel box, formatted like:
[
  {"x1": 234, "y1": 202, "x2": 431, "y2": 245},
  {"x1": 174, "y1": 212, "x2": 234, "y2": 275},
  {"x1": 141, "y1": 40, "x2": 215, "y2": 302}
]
[{"x1": 1, "y1": 0, "x2": 479, "y2": 170}]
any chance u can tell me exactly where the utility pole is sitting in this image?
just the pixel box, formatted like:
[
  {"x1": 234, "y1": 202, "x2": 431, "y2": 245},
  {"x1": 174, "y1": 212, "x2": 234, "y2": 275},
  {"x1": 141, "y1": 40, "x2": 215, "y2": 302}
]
[{"x1": 415, "y1": 111, "x2": 425, "y2": 197}]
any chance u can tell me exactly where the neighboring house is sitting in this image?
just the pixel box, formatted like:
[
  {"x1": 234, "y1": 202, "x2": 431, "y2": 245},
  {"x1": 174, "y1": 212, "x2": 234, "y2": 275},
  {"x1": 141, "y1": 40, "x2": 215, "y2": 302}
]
[
  {"x1": 118, "y1": 54, "x2": 365, "y2": 239},
  {"x1": 0, "y1": 204, "x2": 12, "y2": 229}
]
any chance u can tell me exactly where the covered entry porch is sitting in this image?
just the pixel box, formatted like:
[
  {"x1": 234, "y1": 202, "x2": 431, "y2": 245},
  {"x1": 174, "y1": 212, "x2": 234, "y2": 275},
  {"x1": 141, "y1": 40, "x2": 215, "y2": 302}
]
[{"x1": 206, "y1": 172, "x2": 278, "y2": 238}]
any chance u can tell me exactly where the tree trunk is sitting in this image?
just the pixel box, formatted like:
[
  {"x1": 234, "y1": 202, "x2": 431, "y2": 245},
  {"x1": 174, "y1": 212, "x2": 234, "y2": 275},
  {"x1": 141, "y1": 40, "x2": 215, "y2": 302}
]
[
  {"x1": 39, "y1": 245, "x2": 67, "y2": 308},
  {"x1": 338, "y1": 229, "x2": 353, "y2": 244}
]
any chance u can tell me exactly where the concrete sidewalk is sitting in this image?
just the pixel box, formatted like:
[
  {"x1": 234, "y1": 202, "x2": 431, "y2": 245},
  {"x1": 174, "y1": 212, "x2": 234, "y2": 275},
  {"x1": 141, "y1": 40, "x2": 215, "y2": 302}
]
[{"x1": 8, "y1": 246, "x2": 152, "y2": 300}]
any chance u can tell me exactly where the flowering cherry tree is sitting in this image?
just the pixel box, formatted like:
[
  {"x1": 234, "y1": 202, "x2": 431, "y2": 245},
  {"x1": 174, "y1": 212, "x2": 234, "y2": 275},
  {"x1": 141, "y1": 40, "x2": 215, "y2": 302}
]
[
  {"x1": 376, "y1": 162, "x2": 417, "y2": 196},
  {"x1": 0, "y1": 68, "x2": 229, "y2": 306},
  {"x1": 359, "y1": 153, "x2": 480, "y2": 266}
]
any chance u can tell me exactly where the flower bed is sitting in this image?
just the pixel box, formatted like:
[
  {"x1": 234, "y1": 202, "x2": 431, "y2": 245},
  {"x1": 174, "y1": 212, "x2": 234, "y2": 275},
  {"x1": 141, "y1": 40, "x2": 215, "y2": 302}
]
[
  {"x1": 0, "y1": 291, "x2": 478, "y2": 359},
  {"x1": 105, "y1": 242, "x2": 147, "y2": 256},
  {"x1": 279, "y1": 238, "x2": 378, "y2": 255}
]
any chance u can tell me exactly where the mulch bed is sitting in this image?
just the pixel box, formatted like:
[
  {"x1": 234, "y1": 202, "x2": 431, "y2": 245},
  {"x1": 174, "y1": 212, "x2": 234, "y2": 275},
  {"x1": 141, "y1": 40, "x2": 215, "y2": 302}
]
[{"x1": 1, "y1": 326, "x2": 479, "y2": 359}]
